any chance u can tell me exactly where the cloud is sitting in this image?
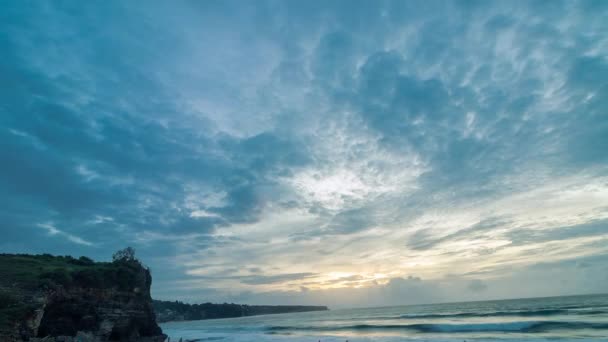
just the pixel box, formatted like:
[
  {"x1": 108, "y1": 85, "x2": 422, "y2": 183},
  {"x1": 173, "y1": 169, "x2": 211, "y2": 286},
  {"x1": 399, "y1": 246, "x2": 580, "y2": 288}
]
[
  {"x1": 37, "y1": 223, "x2": 94, "y2": 247},
  {"x1": 467, "y1": 279, "x2": 488, "y2": 293},
  {"x1": 1, "y1": 0, "x2": 607, "y2": 306},
  {"x1": 194, "y1": 275, "x2": 446, "y2": 309},
  {"x1": 239, "y1": 273, "x2": 318, "y2": 285},
  {"x1": 507, "y1": 219, "x2": 608, "y2": 246},
  {"x1": 406, "y1": 216, "x2": 513, "y2": 251}
]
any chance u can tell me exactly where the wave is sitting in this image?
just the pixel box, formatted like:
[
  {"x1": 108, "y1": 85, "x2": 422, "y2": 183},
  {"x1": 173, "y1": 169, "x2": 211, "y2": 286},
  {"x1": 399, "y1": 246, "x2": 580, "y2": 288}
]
[
  {"x1": 395, "y1": 307, "x2": 608, "y2": 320},
  {"x1": 347, "y1": 306, "x2": 608, "y2": 322},
  {"x1": 412, "y1": 321, "x2": 608, "y2": 333},
  {"x1": 267, "y1": 321, "x2": 608, "y2": 334}
]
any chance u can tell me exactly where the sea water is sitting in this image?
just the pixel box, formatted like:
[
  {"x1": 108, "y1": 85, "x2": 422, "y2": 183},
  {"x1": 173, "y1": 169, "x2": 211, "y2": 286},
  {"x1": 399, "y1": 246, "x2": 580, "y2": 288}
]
[{"x1": 161, "y1": 293, "x2": 608, "y2": 341}]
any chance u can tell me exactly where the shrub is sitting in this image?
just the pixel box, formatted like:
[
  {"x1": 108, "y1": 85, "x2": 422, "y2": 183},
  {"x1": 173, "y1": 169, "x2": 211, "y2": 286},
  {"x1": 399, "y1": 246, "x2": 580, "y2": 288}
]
[
  {"x1": 112, "y1": 247, "x2": 137, "y2": 263},
  {"x1": 72, "y1": 269, "x2": 105, "y2": 288},
  {"x1": 39, "y1": 269, "x2": 72, "y2": 288},
  {"x1": 0, "y1": 292, "x2": 17, "y2": 308},
  {"x1": 69, "y1": 256, "x2": 95, "y2": 266},
  {"x1": 78, "y1": 256, "x2": 94, "y2": 264}
]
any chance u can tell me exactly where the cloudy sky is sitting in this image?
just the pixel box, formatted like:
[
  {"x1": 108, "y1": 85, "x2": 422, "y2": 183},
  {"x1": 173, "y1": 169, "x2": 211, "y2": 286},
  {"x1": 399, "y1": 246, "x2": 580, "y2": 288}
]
[{"x1": 1, "y1": 0, "x2": 607, "y2": 308}]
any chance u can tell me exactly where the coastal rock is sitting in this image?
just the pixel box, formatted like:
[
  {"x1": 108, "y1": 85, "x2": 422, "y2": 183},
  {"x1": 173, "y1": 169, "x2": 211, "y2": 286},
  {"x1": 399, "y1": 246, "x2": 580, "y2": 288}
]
[{"x1": 0, "y1": 254, "x2": 167, "y2": 342}]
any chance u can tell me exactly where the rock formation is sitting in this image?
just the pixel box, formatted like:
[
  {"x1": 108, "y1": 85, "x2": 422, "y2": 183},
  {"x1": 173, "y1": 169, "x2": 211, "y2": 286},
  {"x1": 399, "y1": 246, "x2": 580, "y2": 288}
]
[{"x1": 0, "y1": 253, "x2": 166, "y2": 342}]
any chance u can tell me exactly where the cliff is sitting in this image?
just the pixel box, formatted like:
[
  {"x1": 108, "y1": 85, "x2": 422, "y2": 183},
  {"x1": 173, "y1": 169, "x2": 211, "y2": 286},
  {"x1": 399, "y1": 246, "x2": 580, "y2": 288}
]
[
  {"x1": 153, "y1": 300, "x2": 328, "y2": 322},
  {"x1": 0, "y1": 253, "x2": 166, "y2": 342}
]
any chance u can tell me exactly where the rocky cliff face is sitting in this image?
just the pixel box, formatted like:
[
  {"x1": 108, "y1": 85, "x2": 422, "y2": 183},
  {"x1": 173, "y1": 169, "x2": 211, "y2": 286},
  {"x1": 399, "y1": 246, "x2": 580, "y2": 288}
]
[{"x1": 0, "y1": 254, "x2": 166, "y2": 342}]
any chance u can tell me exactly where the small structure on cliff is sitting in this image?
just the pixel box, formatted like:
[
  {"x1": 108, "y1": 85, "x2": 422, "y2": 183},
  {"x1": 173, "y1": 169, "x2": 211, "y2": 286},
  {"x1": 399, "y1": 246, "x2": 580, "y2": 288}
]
[{"x1": 0, "y1": 250, "x2": 166, "y2": 342}]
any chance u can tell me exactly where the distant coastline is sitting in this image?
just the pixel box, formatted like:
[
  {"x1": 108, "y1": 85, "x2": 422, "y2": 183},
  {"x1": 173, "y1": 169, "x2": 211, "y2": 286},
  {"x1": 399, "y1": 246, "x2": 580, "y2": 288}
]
[{"x1": 153, "y1": 300, "x2": 328, "y2": 323}]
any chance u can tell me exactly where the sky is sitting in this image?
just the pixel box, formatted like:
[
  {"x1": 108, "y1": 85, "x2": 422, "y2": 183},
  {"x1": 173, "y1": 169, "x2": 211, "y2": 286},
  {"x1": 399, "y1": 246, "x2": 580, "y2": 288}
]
[{"x1": 1, "y1": 0, "x2": 607, "y2": 308}]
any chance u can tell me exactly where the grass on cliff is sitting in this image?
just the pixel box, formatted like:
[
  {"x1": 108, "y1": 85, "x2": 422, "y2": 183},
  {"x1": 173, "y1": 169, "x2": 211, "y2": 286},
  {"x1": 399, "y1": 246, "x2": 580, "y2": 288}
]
[
  {"x1": 0, "y1": 254, "x2": 95, "y2": 289},
  {"x1": 0, "y1": 291, "x2": 39, "y2": 332},
  {"x1": 0, "y1": 253, "x2": 147, "y2": 331},
  {"x1": 0, "y1": 253, "x2": 146, "y2": 290}
]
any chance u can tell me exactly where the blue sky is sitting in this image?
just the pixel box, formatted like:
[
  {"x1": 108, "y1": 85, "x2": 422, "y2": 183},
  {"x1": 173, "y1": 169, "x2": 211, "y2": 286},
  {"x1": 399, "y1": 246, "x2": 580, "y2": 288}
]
[{"x1": 1, "y1": 0, "x2": 607, "y2": 307}]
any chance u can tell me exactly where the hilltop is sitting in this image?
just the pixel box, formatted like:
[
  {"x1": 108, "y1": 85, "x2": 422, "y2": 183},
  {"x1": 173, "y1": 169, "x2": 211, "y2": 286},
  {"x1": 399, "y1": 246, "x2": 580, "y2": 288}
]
[{"x1": 0, "y1": 251, "x2": 165, "y2": 341}]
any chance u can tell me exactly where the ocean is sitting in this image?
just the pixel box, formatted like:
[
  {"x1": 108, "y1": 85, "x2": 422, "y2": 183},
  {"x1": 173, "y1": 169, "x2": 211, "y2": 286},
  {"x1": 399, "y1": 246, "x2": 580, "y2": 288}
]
[{"x1": 161, "y1": 293, "x2": 608, "y2": 342}]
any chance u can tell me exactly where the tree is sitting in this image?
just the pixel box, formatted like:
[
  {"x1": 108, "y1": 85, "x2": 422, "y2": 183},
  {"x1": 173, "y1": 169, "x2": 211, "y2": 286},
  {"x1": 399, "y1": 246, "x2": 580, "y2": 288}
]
[
  {"x1": 112, "y1": 247, "x2": 137, "y2": 263},
  {"x1": 78, "y1": 256, "x2": 94, "y2": 265}
]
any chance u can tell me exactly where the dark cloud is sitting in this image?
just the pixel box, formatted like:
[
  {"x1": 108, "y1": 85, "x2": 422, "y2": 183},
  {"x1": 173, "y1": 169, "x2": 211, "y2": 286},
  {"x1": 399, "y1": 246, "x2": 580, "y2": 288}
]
[{"x1": 1, "y1": 0, "x2": 607, "y2": 305}]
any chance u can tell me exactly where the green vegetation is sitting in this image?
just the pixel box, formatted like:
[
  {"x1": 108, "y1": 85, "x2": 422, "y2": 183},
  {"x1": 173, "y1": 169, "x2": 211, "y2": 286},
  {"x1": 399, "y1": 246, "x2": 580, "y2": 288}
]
[
  {"x1": 0, "y1": 249, "x2": 147, "y2": 333},
  {"x1": 0, "y1": 291, "x2": 29, "y2": 330},
  {"x1": 0, "y1": 252, "x2": 145, "y2": 291},
  {"x1": 153, "y1": 299, "x2": 328, "y2": 322}
]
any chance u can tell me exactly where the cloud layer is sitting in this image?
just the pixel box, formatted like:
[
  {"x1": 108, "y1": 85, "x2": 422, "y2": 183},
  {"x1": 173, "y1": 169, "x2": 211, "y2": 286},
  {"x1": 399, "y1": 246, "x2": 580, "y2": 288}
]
[{"x1": 1, "y1": 0, "x2": 607, "y2": 307}]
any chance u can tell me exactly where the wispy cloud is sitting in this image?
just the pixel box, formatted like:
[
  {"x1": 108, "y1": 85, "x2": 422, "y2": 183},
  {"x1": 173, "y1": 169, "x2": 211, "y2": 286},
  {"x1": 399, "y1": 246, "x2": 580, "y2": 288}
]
[
  {"x1": 37, "y1": 223, "x2": 94, "y2": 247},
  {"x1": 1, "y1": 0, "x2": 607, "y2": 305}
]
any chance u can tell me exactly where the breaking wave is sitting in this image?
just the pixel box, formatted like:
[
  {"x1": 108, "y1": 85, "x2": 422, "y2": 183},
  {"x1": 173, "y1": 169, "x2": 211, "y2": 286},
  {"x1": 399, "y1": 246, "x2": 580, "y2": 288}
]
[
  {"x1": 267, "y1": 321, "x2": 608, "y2": 334},
  {"x1": 396, "y1": 308, "x2": 608, "y2": 319}
]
